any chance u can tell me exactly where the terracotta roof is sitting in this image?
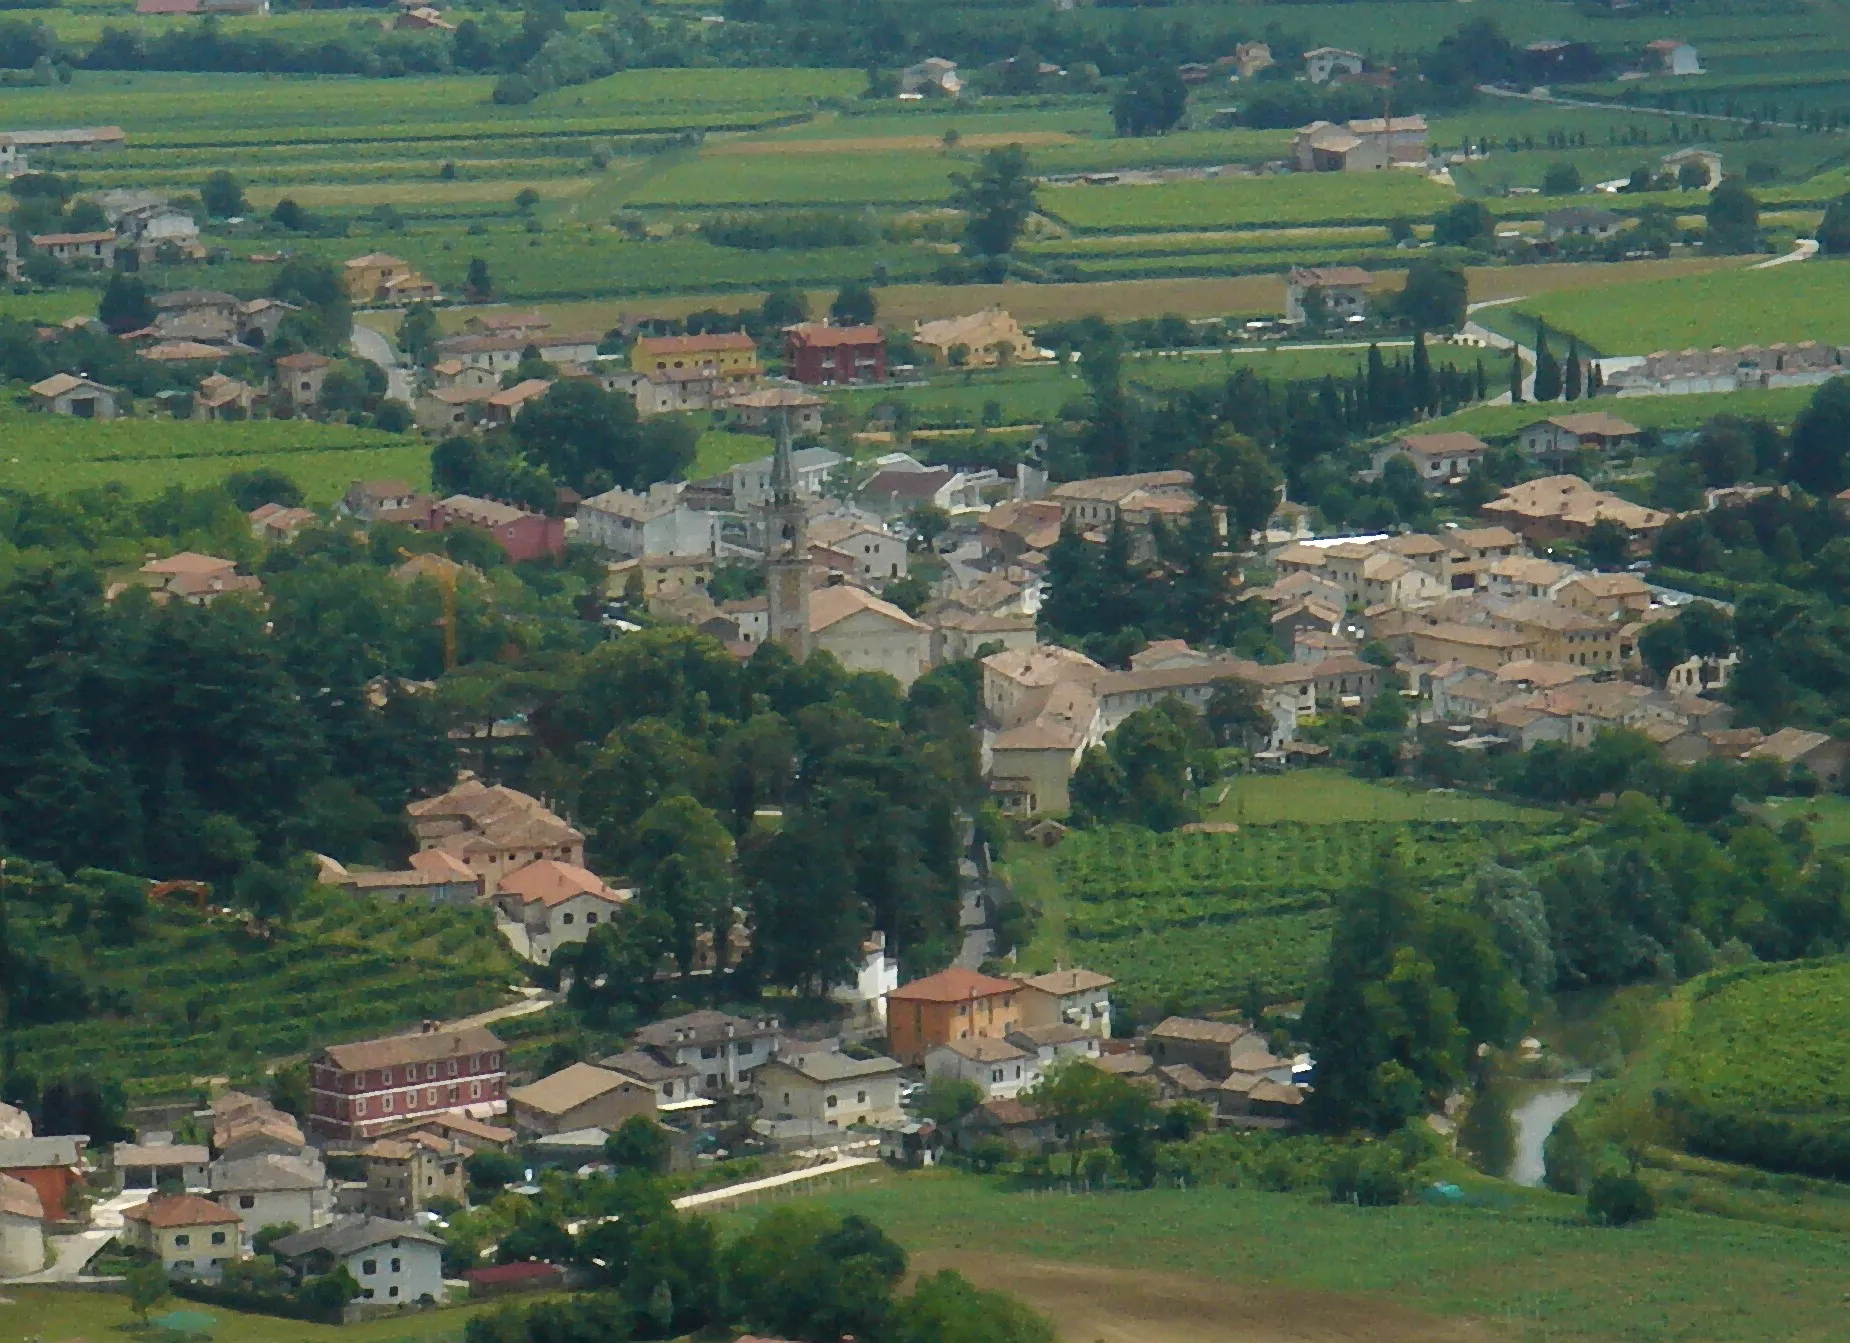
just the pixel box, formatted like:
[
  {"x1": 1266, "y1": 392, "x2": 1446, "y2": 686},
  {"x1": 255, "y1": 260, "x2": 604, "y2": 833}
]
[
  {"x1": 319, "y1": 1024, "x2": 504, "y2": 1073},
  {"x1": 123, "y1": 1193, "x2": 242, "y2": 1228},
  {"x1": 1396, "y1": 431, "x2": 1489, "y2": 458},
  {"x1": 141, "y1": 550, "x2": 236, "y2": 577},
  {"x1": 809, "y1": 583, "x2": 925, "y2": 633},
  {"x1": 888, "y1": 967, "x2": 1019, "y2": 1003},
  {"x1": 634, "y1": 332, "x2": 755, "y2": 355},
  {"x1": 973, "y1": 1098, "x2": 1042, "y2": 1126},
  {"x1": 786, "y1": 322, "x2": 881, "y2": 349},
  {"x1": 496, "y1": 859, "x2": 630, "y2": 909},
  {"x1": 275, "y1": 352, "x2": 331, "y2": 370}
]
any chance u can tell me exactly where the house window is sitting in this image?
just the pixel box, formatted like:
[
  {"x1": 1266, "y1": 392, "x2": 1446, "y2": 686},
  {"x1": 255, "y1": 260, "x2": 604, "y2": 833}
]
[
  {"x1": 391, "y1": 1258, "x2": 402, "y2": 1272},
  {"x1": 356, "y1": 1099, "x2": 367, "y2": 1115},
  {"x1": 701, "y1": 1045, "x2": 719, "y2": 1059},
  {"x1": 470, "y1": 1082, "x2": 482, "y2": 1099},
  {"x1": 469, "y1": 1055, "x2": 480, "y2": 1070},
  {"x1": 390, "y1": 1286, "x2": 401, "y2": 1299},
  {"x1": 427, "y1": 1064, "x2": 437, "y2": 1080},
  {"x1": 427, "y1": 1089, "x2": 438, "y2": 1105},
  {"x1": 363, "y1": 1259, "x2": 378, "y2": 1275},
  {"x1": 562, "y1": 913, "x2": 575, "y2": 925},
  {"x1": 175, "y1": 1235, "x2": 191, "y2": 1247},
  {"x1": 857, "y1": 1090, "x2": 867, "y2": 1104},
  {"x1": 239, "y1": 1195, "x2": 255, "y2": 1209},
  {"x1": 363, "y1": 1289, "x2": 376, "y2": 1300},
  {"x1": 991, "y1": 1069, "x2": 1003, "y2": 1083},
  {"x1": 489, "y1": 1054, "x2": 500, "y2": 1067},
  {"x1": 446, "y1": 1061, "x2": 457, "y2": 1077},
  {"x1": 383, "y1": 1094, "x2": 394, "y2": 1112},
  {"x1": 381, "y1": 1068, "x2": 394, "y2": 1085},
  {"x1": 212, "y1": 1232, "x2": 227, "y2": 1246},
  {"x1": 586, "y1": 913, "x2": 598, "y2": 925},
  {"x1": 827, "y1": 1095, "x2": 838, "y2": 1108},
  {"x1": 176, "y1": 1259, "x2": 195, "y2": 1272}
]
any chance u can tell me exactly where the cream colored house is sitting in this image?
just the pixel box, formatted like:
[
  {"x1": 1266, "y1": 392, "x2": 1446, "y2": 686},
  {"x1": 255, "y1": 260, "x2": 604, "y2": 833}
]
[
  {"x1": 1014, "y1": 968, "x2": 1114, "y2": 1038},
  {"x1": 754, "y1": 1050, "x2": 905, "y2": 1128},
  {"x1": 491, "y1": 859, "x2": 632, "y2": 964},
  {"x1": 925, "y1": 1037, "x2": 1038, "y2": 1101},
  {"x1": 981, "y1": 645, "x2": 1107, "y2": 726},
  {"x1": 913, "y1": 308, "x2": 1045, "y2": 367},
  {"x1": 406, "y1": 776, "x2": 585, "y2": 896},
  {"x1": 121, "y1": 1193, "x2": 245, "y2": 1280},
  {"x1": 809, "y1": 517, "x2": 908, "y2": 583},
  {"x1": 809, "y1": 584, "x2": 929, "y2": 687},
  {"x1": 207, "y1": 1154, "x2": 330, "y2": 1237},
  {"x1": 0, "y1": 1173, "x2": 43, "y2": 1277}
]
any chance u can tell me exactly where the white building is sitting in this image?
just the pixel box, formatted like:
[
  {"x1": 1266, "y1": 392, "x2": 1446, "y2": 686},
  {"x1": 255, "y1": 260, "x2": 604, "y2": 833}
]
[
  {"x1": 829, "y1": 932, "x2": 901, "y2": 1027},
  {"x1": 925, "y1": 1037, "x2": 1039, "y2": 1100},
  {"x1": 633, "y1": 1011, "x2": 782, "y2": 1097},
  {"x1": 491, "y1": 859, "x2": 632, "y2": 965},
  {"x1": 730, "y1": 446, "x2": 842, "y2": 509},
  {"x1": 576, "y1": 482, "x2": 719, "y2": 559},
  {"x1": 1304, "y1": 46, "x2": 1364, "y2": 83},
  {"x1": 810, "y1": 516, "x2": 908, "y2": 582},
  {"x1": 272, "y1": 1217, "x2": 445, "y2": 1307},
  {"x1": 754, "y1": 1049, "x2": 906, "y2": 1128},
  {"x1": 1646, "y1": 39, "x2": 1702, "y2": 76}
]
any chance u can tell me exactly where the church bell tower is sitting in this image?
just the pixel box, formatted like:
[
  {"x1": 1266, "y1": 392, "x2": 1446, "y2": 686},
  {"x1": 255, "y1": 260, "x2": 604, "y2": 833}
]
[{"x1": 763, "y1": 408, "x2": 811, "y2": 658}]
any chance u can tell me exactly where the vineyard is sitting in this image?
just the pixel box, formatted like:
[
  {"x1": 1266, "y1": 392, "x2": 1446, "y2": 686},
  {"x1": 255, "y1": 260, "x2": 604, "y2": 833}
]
[
  {"x1": 1652, "y1": 958, "x2": 1850, "y2": 1179},
  {"x1": 1041, "y1": 818, "x2": 1562, "y2": 1015},
  {"x1": 12, "y1": 884, "x2": 522, "y2": 1099}
]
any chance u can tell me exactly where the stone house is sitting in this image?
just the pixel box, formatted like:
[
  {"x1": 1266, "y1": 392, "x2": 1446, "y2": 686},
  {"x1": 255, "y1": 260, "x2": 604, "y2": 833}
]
[
  {"x1": 28, "y1": 372, "x2": 120, "y2": 419},
  {"x1": 507, "y1": 1064, "x2": 655, "y2": 1137},
  {"x1": 754, "y1": 1049, "x2": 906, "y2": 1128},
  {"x1": 492, "y1": 859, "x2": 632, "y2": 965},
  {"x1": 1284, "y1": 266, "x2": 1372, "y2": 323}
]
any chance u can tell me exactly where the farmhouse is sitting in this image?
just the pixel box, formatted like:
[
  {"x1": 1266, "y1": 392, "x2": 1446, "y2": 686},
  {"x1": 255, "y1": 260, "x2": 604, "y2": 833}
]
[
  {"x1": 1284, "y1": 266, "x2": 1372, "y2": 324},
  {"x1": 925, "y1": 1036, "x2": 1038, "y2": 1100},
  {"x1": 631, "y1": 330, "x2": 758, "y2": 377},
  {"x1": 1369, "y1": 430, "x2": 1489, "y2": 488},
  {"x1": 342, "y1": 252, "x2": 440, "y2": 304},
  {"x1": 1646, "y1": 38, "x2": 1702, "y2": 76},
  {"x1": 508, "y1": 1064, "x2": 654, "y2": 1135},
  {"x1": 1517, "y1": 411, "x2": 1641, "y2": 461},
  {"x1": 1303, "y1": 46, "x2": 1364, "y2": 84},
  {"x1": 900, "y1": 57, "x2": 962, "y2": 96},
  {"x1": 121, "y1": 1193, "x2": 245, "y2": 1281},
  {"x1": 785, "y1": 323, "x2": 886, "y2": 385},
  {"x1": 887, "y1": 967, "x2": 1023, "y2": 1066},
  {"x1": 913, "y1": 308, "x2": 1045, "y2": 367},
  {"x1": 407, "y1": 776, "x2": 585, "y2": 893},
  {"x1": 29, "y1": 230, "x2": 115, "y2": 266},
  {"x1": 271, "y1": 1217, "x2": 445, "y2": 1306},
  {"x1": 0, "y1": 1174, "x2": 43, "y2": 1277},
  {"x1": 754, "y1": 1049, "x2": 906, "y2": 1127},
  {"x1": 492, "y1": 858, "x2": 632, "y2": 964},
  {"x1": 1660, "y1": 146, "x2": 1722, "y2": 188},
  {"x1": 633, "y1": 1010, "x2": 782, "y2": 1097},
  {"x1": 1293, "y1": 116, "x2": 1427, "y2": 172},
  {"x1": 28, "y1": 372, "x2": 120, "y2": 419},
  {"x1": 729, "y1": 383, "x2": 826, "y2": 435},
  {"x1": 1480, "y1": 474, "x2": 1671, "y2": 552},
  {"x1": 577, "y1": 482, "x2": 717, "y2": 559},
  {"x1": 276, "y1": 351, "x2": 332, "y2": 406},
  {"x1": 1542, "y1": 206, "x2": 1625, "y2": 241}
]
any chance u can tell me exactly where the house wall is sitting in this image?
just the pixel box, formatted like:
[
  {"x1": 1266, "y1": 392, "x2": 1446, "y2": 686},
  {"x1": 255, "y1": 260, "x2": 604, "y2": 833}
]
[
  {"x1": 309, "y1": 1049, "x2": 506, "y2": 1140},
  {"x1": 1, "y1": 1165, "x2": 76, "y2": 1218},
  {"x1": 756, "y1": 1064, "x2": 903, "y2": 1128},
  {"x1": 813, "y1": 609, "x2": 927, "y2": 688},
  {"x1": 519, "y1": 891, "x2": 624, "y2": 964},
  {"x1": 0, "y1": 1209, "x2": 43, "y2": 1276},
  {"x1": 345, "y1": 1238, "x2": 444, "y2": 1306},
  {"x1": 988, "y1": 743, "x2": 1081, "y2": 816},
  {"x1": 886, "y1": 990, "x2": 1022, "y2": 1067},
  {"x1": 1016, "y1": 986, "x2": 1112, "y2": 1037},
  {"x1": 513, "y1": 1083, "x2": 653, "y2": 1137},
  {"x1": 213, "y1": 1186, "x2": 321, "y2": 1237},
  {"x1": 924, "y1": 1046, "x2": 1038, "y2": 1100},
  {"x1": 134, "y1": 1219, "x2": 241, "y2": 1280}
]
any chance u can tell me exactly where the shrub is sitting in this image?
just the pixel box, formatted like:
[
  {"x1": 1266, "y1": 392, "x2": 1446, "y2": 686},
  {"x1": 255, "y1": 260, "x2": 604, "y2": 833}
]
[{"x1": 1586, "y1": 1168, "x2": 1656, "y2": 1225}]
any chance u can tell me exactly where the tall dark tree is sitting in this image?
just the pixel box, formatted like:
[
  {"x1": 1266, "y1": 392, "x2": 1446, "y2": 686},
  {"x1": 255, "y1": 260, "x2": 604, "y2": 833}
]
[
  {"x1": 1704, "y1": 178, "x2": 1760, "y2": 254},
  {"x1": 98, "y1": 273, "x2": 154, "y2": 335},
  {"x1": 1410, "y1": 329, "x2": 1434, "y2": 415},
  {"x1": 948, "y1": 145, "x2": 1037, "y2": 260},
  {"x1": 1532, "y1": 322, "x2": 1562, "y2": 401},
  {"x1": 1112, "y1": 64, "x2": 1188, "y2": 137},
  {"x1": 1564, "y1": 336, "x2": 1583, "y2": 401}
]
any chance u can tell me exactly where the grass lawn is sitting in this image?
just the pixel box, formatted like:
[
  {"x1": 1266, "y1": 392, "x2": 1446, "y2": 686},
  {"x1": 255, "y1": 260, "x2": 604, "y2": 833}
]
[
  {"x1": 691, "y1": 427, "x2": 773, "y2": 479},
  {"x1": 6, "y1": 1285, "x2": 543, "y2": 1343},
  {"x1": 1200, "y1": 769, "x2": 1555, "y2": 824},
  {"x1": 1506, "y1": 259, "x2": 1850, "y2": 355},
  {"x1": 773, "y1": 1167, "x2": 1850, "y2": 1343},
  {"x1": 1421, "y1": 385, "x2": 1819, "y2": 440},
  {"x1": 1044, "y1": 171, "x2": 1458, "y2": 233},
  {"x1": 1756, "y1": 794, "x2": 1850, "y2": 849}
]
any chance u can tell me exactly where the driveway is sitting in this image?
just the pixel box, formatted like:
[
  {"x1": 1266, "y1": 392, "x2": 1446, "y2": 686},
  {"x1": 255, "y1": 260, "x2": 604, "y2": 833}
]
[
  {"x1": 4, "y1": 1188, "x2": 144, "y2": 1284},
  {"x1": 350, "y1": 321, "x2": 415, "y2": 404}
]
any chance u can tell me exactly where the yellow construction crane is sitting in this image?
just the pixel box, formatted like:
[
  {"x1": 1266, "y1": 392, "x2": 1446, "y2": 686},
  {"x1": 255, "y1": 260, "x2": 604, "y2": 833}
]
[{"x1": 399, "y1": 548, "x2": 458, "y2": 671}]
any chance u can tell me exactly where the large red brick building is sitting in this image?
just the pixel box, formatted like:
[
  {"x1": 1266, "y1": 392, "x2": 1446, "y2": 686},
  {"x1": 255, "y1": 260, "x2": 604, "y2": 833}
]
[
  {"x1": 784, "y1": 323, "x2": 886, "y2": 386},
  {"x1": 430, "y1": 494, "x2": 566, "y2": 563},
  {"x1": 308, "y1": 1023, "x2": 507, "y2": 1139}
]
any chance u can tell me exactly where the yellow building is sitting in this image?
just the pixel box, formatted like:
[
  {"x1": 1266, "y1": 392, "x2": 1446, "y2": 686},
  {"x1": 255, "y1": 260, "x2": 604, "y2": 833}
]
[
  {"x1": 630, "y1": 332, "x2": 760, "y2": 377},
  {"x1": 913, "y1": 307, "x2": 1044, "y2": 367},
  {"x1": 343, "y1": 253, "x2": 440, "y2": 305}
]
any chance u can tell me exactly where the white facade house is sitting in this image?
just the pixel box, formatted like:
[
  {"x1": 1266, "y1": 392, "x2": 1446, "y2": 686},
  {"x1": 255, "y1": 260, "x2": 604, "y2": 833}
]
[
  {"x1": 1006, "y1": 1024, "x2": 1103, "y2": 1072},
  {"x1": 1647, "y1": 39, "x2": 1702, "y2": 76},
  {"x1": 810, "y1": 517, "x2": 908, "y2": 582},
  {"x1": 208, "y1": 1154, "x2": 331, "y2": 1237},
  {"x1": 730, "y1": 447, "x2": 841, "y2": 509},
  {"x1": 273, "y1": 1217, "x2": 445, "y2": 1307},
  {"x1": 829, "y1": 932, "x2": 901, "y2": 1027},
  {"x1": 633, "y1": 1012, "x2": 782, "y2": 1097},
  {"x1": 490, "y1": 860, "x2": 632, "y2": 965},
  {"x1": 925, "y1": 1037, "x2": 1039, "y2": 1101},
  {"x1": 754, "y1": 1050, "x2": 905, "y2": 1128},
  {"x1": 576, "y1": 483, "x2": 719, "y2": 560},
  {"x1": 1304, "y1": 46, "x2": 1364, "y2": 83}
]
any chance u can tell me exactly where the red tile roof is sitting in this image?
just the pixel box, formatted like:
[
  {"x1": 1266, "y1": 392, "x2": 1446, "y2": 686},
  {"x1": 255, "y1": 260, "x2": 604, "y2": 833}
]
[{"x1": 887, "y1": 966, "x2": 1019, "y2": 1003}]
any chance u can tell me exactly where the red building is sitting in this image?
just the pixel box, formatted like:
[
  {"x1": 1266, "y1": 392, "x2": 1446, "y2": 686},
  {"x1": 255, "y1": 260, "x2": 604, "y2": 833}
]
[
  {"x1": 0, "y1": 1136, "x2": 86, "y2": 1220},
  {"x1": 784, "y1": 324, "x2": 886, "y2": 386},
  {"x1": 308, "y1": 1023, "x2": 507, "y2": 1139},
  {"x1": 431, "y1": 494, "x2": 566, "y2": 563}
]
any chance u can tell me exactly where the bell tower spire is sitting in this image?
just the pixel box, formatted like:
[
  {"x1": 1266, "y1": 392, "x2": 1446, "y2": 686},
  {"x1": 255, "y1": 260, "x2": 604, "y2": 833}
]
[{"x1": 763, "y1": 408, "x2": 810, "y2": 658}]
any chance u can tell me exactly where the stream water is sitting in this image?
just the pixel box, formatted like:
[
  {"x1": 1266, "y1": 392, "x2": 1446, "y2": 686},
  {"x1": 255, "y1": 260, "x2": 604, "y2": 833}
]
[{"x1": 1460, "y1": 1076, "x2": 1588, "y2": 1187}]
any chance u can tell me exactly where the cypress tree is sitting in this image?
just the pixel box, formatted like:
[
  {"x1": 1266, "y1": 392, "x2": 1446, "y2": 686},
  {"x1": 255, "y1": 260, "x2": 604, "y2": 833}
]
[
  {"x1": 1509, "y1": 348, "x2": 1524, "y2": 404},
  {"x1": 1411, "y1": 329, "x2": 1434, "y2": 417},
  {"x1": 1564, "y1": 336, "x2": 1583, "y2": 401},
  {"x1": 1475, "y1": 357, "x2": 1487, "y2": 401},
  {"x1": 1533, "y1": 322, "x2": 1562, "y2": 401},
  {"x1": 1365, "y1": 343, "x2": 1387, "y2": 424}
]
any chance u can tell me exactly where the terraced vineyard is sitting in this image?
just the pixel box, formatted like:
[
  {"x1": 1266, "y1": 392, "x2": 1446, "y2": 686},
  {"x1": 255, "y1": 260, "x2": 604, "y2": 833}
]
[
  {"x1": 1043, "y1": 817, "x2": 1564, "y2": 1014},
  {"x1": 12, "y1": 884, "x2": 521, "y2": 1098}
]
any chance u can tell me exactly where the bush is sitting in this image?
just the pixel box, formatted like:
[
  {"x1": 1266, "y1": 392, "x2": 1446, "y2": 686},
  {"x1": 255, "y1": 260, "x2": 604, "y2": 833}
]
[{"x1": 1586, "y1": 1168, "x2": 1656, "y2": 1225}]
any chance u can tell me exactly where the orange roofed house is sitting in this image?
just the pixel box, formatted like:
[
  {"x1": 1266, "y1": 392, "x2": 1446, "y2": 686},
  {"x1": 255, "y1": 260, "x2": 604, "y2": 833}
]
[
  {"x1": 885, "y1": 967, "x2": 1023, "y2": 1066},
  {"x1": 342, "y1": 252, "x2": 440, "y2": 305}
]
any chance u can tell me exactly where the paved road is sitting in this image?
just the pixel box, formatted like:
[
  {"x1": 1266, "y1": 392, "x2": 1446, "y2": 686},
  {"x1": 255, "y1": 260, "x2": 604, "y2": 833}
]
[
  {"x1": 5, "y1": 1189, "x2": 143, "y2": 1284},
  {"x1": 1476, "y1": 83, "x2": 1817, "y2": 132},
  {"x1": 1751, "y1": 238, "x2": 1819, "y2": 270},
  {"x1": 1463, "y1": 296, "x2": 1536, "y2": 403},
  {"x1": 350, "y1": 321, "x2": 414, "y2": 404},
  {"x1": 447, "y1": 990, "x2": 552, "y2": 1033}
]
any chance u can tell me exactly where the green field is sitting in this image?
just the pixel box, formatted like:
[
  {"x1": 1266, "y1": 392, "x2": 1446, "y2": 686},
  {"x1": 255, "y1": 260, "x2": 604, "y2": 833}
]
[
  {"x1": 1203, "y1": 769, "x2": 1554, "y2": 824},
  {"x1": 785, "y1": 1167, "x2": 1850, "y2": 1343},
  {"x1": 1046, "y1": 172, "x2": 1458, "y2": 232},
  {"x1": 0, "y1": 402, "x2": 426, "y2": 503},
  {"x1": 1011, "y1": 804, "x2": 1560, "y2": 1016},
  {"x1": 1505, "y1": 261, "x2": 1850, "y2": 354},
  {"x1": 1421, "y1": 385, "x2": 1821, "y2": 440},
  {"x1": 11, "y1": 882, "x2": 522, "y2": 1098}
]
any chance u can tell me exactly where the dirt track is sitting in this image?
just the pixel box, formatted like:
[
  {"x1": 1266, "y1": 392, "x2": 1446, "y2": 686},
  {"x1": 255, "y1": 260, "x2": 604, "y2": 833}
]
[
  {"x1": 911, "y1": 1250, "x2": 1505, "y2": 1343},
  {"x1": 709, "y1": 131, "x2": 1078, "y2": 155}
]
